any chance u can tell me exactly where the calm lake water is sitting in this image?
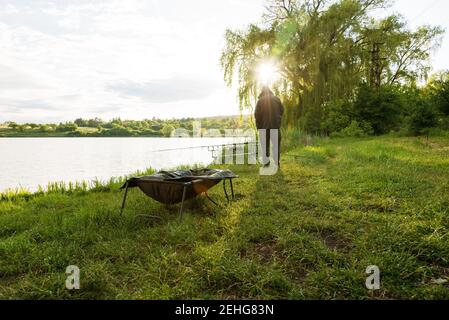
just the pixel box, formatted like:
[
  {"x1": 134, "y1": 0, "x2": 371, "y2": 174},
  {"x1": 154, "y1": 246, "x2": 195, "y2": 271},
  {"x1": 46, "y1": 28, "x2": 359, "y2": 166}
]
[{"x1": 0, "y1": 137, "x2": 239, "y2": 192}]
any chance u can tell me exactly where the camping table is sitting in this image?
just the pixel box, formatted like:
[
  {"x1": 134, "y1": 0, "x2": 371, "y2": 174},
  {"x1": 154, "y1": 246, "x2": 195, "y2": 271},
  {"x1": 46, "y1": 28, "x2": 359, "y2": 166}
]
[{"x1": 120, "y1": 172, "x2": 237, "y2": 218}]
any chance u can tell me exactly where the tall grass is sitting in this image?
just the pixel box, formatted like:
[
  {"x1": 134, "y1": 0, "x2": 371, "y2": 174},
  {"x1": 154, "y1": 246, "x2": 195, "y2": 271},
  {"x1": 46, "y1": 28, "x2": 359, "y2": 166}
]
[
  {"x1": 281, "y1": 127, "x2": 321, "y2": 151},
  {"x1": 0, "y1": 163, "x2": 213, "y2": 202},
  {"x1": 0, "y1": 168, "x2": 156, "y2": 202}
]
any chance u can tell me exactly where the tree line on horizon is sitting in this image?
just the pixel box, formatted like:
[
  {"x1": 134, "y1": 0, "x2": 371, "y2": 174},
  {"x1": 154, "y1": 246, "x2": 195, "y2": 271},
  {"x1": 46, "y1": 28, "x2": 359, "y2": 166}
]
[
  {"x1": 1, "y1": 116, "x2": 252, "y2": 138},
  {"x1": 221, "y1": 0, "x2": 449, "y2": 137}
]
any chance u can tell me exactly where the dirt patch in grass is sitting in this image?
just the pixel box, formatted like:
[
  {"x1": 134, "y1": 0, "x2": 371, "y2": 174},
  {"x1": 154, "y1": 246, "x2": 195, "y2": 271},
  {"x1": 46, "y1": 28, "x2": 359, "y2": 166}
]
[
  {"x1": 430, "y1": 264, "x2": 449, "y2": 285},
  {"x1": 133, "y1": 214, "x2": 166, "y2": 227},
  {"x1": 254, "y1": 242, "x2": 277, "y2": 263},
  {"x1": 174, "y1": 243, "x2": 194, "y2": 254},
  {"x1": 356, "y1": 203, "x2": 396, "y2": 214},
  {"x1": 286, "y1": 266, "x2": 309, "y2": 284},
  {"x1": 318, "y1": 229, "x2": 352, "y2": 252},
  {"x1": 241, "y1": 240, "x2": 284, "y2": 264},
  {"x1": 300, "y1": 136, "x2": 315, "y2": 147}
]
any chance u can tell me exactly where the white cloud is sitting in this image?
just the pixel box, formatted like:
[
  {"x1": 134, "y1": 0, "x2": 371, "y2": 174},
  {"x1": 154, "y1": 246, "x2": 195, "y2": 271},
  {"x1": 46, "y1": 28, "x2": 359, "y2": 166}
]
[
  {"x1": 0, "y1": 0, "x2": 267, "y2": 123},
  {"x1": 108, "y1": 75, "x2": 222, "y2": 103}
]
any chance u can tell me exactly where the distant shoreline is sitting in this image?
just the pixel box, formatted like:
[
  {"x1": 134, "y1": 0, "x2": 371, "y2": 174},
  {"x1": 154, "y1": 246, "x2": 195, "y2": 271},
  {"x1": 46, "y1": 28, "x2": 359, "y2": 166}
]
[
  {"x1": 0, "y1": 115, "x2": 253, "y2": 138},
  {"x1": 0, "y1": 136, "x2": 243, "y2": 139}
]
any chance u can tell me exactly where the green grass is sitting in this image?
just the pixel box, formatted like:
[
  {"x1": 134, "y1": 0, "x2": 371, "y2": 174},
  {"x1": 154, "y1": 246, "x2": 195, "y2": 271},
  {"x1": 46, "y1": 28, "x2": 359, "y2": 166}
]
[
  {"x1": 1, "y1": 135, "x2": 449, "y2": 299},
  {"x1": 0, "y1": 127, "x2": 103, "y2": 137}
]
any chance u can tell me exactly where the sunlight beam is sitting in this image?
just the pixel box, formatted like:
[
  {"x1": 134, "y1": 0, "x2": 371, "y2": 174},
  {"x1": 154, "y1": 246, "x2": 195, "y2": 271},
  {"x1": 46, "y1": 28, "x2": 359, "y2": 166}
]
[{"x1": 256, "y1": 61, "x2": 280, "y2": 86}]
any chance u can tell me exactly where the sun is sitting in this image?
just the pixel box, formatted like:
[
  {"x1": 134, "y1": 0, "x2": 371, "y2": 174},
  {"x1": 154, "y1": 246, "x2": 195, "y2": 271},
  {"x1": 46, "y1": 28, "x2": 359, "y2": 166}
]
[{"x1": 256, "y1": 61, "x2": 279, "y2": 85}]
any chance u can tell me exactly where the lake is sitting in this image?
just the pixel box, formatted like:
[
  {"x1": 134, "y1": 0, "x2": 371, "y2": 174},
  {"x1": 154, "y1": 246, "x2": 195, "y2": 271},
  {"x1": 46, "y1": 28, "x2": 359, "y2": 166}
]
[{"x1": 0, "y1": 137, "x2": 240, "y2": 193}]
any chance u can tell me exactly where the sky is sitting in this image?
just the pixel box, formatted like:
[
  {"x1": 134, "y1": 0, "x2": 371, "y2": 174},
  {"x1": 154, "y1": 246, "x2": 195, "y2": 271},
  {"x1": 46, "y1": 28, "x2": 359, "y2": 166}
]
[{"x1": 0, "y1": 0, "x2": 448, "y2": 124}]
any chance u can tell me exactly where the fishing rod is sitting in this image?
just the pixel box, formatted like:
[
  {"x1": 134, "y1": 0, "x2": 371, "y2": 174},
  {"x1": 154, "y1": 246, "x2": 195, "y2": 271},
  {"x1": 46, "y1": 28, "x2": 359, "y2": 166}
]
[{"x1": 151, "y1": 141, "x2": 258, "y2": 153}]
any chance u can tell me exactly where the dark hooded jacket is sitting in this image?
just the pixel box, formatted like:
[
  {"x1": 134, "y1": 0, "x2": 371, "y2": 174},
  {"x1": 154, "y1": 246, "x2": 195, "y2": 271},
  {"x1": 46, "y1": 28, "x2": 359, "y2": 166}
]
[{"x1": 255, "y1": 89, "x2": 284, "y2": 129}]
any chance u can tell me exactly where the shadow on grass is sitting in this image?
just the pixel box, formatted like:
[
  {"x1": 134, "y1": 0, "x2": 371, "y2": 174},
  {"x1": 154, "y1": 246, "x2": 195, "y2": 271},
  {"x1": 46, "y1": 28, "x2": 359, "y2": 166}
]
[{"x1": 196, "y1": 167, "x2": 307, "y2": 299}]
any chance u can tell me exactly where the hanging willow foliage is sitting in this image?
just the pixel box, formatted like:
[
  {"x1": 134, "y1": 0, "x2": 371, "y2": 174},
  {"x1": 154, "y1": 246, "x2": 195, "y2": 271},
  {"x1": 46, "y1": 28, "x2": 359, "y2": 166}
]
[{"x1": 220, "y1": 0, "x2": 443, "y2": 132}]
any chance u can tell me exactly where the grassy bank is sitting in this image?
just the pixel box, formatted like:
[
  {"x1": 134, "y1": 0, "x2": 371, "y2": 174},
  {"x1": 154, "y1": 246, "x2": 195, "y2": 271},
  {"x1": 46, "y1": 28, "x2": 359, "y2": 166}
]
[{"x1": 0, "y1": 135, "x2": 448, "y2": 299}]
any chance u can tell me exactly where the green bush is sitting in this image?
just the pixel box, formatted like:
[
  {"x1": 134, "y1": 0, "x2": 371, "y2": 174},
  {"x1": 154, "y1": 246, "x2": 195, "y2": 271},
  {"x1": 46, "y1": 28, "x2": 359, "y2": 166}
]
[
  {"x1": 67, "y1": 130, "x2": 82, "y2": 137},
  {"x1": 100, "y1": 124, "x2": 135, "y2": 137},
  {"x1": 439, "y1": 116, "x2": 449, "y2": 130},
  {"x1": 141, "y1": 129, "x2": 162, "y2": 137},
  {"x1": 427, "y1": 72, "x2": 449, "y2": 116},
  {"x1": 304, "y1": 84, "x2": 413, "y2": 137},
  {"x1": 161, "y1": 124, "x2": 176, "y2": 137},
  {"x1": 428, "y1": 127, "x2": 449, "y2": 137},
  {"x1": 322, "y1": 99, "x2": 354, "y2": 134},
  {"x1": 407, "y1": 99, "x2": 440, "y2": 137},
  {"x1": 56, "y1": 122, "x2": 78, "y2": 132},
  {"x1": 7, "y1": 122, "x2": 19, "y2": 129},
  {"x1": 74, "y1": 118, "x2": 88, "y2": 127},
  {"x1": 353, "y1": 84, "x2": 403, "y2": 135},
  {"x1": 300, "y1": 106, "x2": 323, "y2": 135},
  {"x1": 39, "y1": 125, "x2": 52, "y2": 133},
  {"x1": 331, "y1": 120, "x2": 373, "y2": 138}
]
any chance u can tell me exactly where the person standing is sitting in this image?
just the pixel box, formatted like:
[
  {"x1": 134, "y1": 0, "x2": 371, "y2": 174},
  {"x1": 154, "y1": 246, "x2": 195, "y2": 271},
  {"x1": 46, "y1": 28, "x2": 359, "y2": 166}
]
[{"x1": 255, "y1": 86, "x2": 284, "y2": 168}]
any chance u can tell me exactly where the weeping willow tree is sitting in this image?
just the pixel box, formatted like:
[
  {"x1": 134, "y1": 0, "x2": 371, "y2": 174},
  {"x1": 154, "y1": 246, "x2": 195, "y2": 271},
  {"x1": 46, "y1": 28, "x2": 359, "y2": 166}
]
[{"x1": 221, "y1": 0, "x2": 443, "y2": 132}]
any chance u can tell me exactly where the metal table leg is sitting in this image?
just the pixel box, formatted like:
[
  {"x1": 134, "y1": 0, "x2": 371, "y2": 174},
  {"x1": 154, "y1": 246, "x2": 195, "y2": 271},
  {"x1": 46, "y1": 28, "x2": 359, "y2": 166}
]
[
  {"x1": 205, "y1": 192, "x2": 219, "y2": 206},
  {"x1": 120, "y1": 182, "x2": 129, "y2": 215},
  {"x1": 179, "y1": 184, "x2": 188, "y2": 219},
  {"x1": 229, "y1": 178, "x2": 235, "y2": 200},
  {"x1": 223, "y1": 179, "x2": 229, "y2": 203}
]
